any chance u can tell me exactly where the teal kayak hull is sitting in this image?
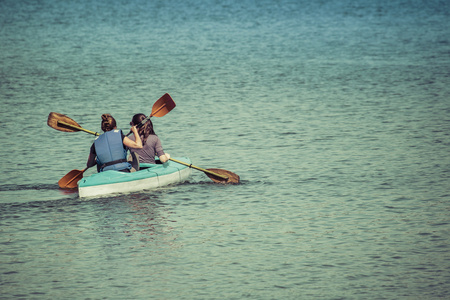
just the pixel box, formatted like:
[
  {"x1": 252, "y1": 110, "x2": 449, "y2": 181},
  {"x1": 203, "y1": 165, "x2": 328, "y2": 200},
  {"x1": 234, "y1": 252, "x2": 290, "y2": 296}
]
[{"x1": 78, "y1": 157, "x2": 192, "y2": 198}]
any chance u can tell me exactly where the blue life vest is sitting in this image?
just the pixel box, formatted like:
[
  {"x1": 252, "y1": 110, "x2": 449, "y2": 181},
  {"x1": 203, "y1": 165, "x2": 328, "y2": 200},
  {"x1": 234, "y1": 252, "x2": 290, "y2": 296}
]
[{"x1": 94, "y1": 130, "x2": 131, "y2": 172}]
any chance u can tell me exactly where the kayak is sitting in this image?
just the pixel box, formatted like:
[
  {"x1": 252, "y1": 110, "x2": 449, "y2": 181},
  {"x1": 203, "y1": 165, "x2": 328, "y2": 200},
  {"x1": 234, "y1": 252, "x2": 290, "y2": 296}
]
[{"x1": 78, "y1": 157, "x2": 192, "y2": 198}]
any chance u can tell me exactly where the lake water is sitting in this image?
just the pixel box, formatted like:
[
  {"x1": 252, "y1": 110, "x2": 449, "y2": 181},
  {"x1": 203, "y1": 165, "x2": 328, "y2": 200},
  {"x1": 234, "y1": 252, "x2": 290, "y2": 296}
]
[{"x1": 1, "y1": 0, "x2": 450, "y2": 298}]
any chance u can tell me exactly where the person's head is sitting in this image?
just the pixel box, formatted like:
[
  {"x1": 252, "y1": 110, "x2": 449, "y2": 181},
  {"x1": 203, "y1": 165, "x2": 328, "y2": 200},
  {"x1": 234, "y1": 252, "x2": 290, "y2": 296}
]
[
  {"x1": 101, "y1": 114, "x2": 117, "y2": 132},
  {"x1": 130, "y1": 113, "x2": 156, "y2": 141}
]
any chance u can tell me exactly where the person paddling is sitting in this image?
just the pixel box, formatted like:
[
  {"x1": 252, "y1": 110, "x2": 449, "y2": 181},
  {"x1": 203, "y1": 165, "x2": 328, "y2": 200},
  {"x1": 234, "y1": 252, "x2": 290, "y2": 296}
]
[
  {"x1": 87, "y1": 114, "x2": 142, "y2": 172},
  {"x1": 128, "y1": 113, "x2": 170, "y2": 167}
]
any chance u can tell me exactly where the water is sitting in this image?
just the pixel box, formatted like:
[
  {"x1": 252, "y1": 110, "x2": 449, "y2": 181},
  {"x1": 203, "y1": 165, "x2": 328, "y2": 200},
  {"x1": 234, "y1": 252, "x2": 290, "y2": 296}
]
[{"x1": 1, "y1": 0, "x2": 450, "y2": 298}]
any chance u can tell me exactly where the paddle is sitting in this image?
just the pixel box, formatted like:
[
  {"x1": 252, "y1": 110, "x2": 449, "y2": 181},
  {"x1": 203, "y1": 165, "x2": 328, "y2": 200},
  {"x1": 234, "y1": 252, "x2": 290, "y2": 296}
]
[
  {"x1": 58, "y1": 168, "x2": 87, "y2": 189},
  {"x1": 169, "y1": 158, "x2": 240, "y2": 184},
  {"x1": 47, "y1": 112, "x2": 100, "y2": 136}
]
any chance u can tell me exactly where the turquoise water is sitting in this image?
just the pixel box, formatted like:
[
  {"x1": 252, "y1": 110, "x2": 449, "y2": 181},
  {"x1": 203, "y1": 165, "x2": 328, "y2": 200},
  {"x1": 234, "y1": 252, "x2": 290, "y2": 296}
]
[{"x1": 1, "y1": 0, "x2": 450, "y2": 298}]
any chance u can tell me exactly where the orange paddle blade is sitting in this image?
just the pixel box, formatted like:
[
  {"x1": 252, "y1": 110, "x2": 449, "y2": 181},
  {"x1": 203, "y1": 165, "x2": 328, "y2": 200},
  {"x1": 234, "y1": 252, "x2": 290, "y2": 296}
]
[
  {"x1": 47, "y1": 112, "x2": 82, "y2": 133},
  {"x1": 206, "y1": 168, "x2": 240, "y2": 184},
  {"x1": 58, "y1": 168, "x2": 86, "y2": 189},
  {"x1": 150, "y1": 93, "x2": 176, "y2": 117}
]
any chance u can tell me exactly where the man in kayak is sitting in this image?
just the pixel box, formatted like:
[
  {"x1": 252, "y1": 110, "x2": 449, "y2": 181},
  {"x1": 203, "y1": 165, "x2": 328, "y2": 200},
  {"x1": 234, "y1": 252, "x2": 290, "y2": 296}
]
[
  {"x1": 87, "y1": 113, "x2": 142, "y2": 172},
  {"x1": 127, "y1": 113, "x2": 171, "y2": 167}
]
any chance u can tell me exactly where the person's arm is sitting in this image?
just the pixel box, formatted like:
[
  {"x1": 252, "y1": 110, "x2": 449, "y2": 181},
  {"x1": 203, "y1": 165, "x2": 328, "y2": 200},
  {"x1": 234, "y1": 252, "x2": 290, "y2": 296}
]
[
  {"x1": 123, "y1": 126, "x2": 142, "y2": 149},
  {"x1": 154, "y1": 137, "x2": 170, "y2": 163},
  {"x1": 86, "y1": 144, "x2": 97, "y2": 168}
]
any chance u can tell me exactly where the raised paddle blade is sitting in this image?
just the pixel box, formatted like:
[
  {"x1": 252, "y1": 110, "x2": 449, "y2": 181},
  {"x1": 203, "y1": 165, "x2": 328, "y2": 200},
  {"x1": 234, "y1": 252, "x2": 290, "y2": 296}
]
[
  {"x1": 58, "y1": 168, "x2": 86, "y2": 189},
  {"x1": 47, "y1": 112, "x2": 82, "y2": 133},
  {"x1": 150, "y1": 93, "x2": 176, "y2": 117},
  {"x1": 206, "y1": 168, "x2": 240, "y2": 184}
]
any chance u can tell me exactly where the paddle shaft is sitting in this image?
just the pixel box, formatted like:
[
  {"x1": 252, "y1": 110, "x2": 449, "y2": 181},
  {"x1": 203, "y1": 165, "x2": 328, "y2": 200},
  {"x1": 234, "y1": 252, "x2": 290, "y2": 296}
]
[{"x1": 169, "y1": 158, "x2": 229, "y2": 180}]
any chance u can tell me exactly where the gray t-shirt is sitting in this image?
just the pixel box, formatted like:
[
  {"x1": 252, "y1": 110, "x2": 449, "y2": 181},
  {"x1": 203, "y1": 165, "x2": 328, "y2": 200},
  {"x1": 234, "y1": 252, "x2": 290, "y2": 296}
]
[{"x1": 129, "y1": 134, "x2": 165, "y2": 164}]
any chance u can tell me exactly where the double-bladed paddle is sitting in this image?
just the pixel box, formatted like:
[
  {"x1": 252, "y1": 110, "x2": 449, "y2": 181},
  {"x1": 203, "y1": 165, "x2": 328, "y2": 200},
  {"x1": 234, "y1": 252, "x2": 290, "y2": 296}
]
[{"x1": 48, "y1": 93, "x2": 240, "y2": 186}]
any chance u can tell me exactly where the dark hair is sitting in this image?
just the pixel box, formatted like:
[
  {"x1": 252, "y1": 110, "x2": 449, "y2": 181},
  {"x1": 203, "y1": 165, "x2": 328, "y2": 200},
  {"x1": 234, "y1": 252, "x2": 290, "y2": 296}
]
[
  {"x1": 130, "y1": 113, "x2": 156, "y2": 143},
  {"x1": 101, "y1": 114, "x2": 116, "y2": 132}
]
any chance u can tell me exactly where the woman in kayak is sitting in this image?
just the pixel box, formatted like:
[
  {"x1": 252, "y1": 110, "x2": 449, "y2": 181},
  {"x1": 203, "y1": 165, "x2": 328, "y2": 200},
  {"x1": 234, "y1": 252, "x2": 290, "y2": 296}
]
[
  {"x1": 128, "y1": 113, "x2": 171, "y2": 166},
  {"x1": 87, "y1": 114, "x2": 142, "y2": 172}
]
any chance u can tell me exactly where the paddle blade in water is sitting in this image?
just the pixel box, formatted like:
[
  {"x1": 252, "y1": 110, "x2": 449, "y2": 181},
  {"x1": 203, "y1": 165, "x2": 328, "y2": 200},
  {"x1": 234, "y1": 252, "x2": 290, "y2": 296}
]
[
  {"x1": 206, "y1": 168, "x2": 240, "y2": 184},
  {"x1": 47, "y1": 112, "x2": 82, "y2": 133},
  {"x1": 150, "y1": 93, "x2": 176, "y2": 117},
  {"x1": 58, "y1": 169, "x2": 85, "y2": 189}
]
